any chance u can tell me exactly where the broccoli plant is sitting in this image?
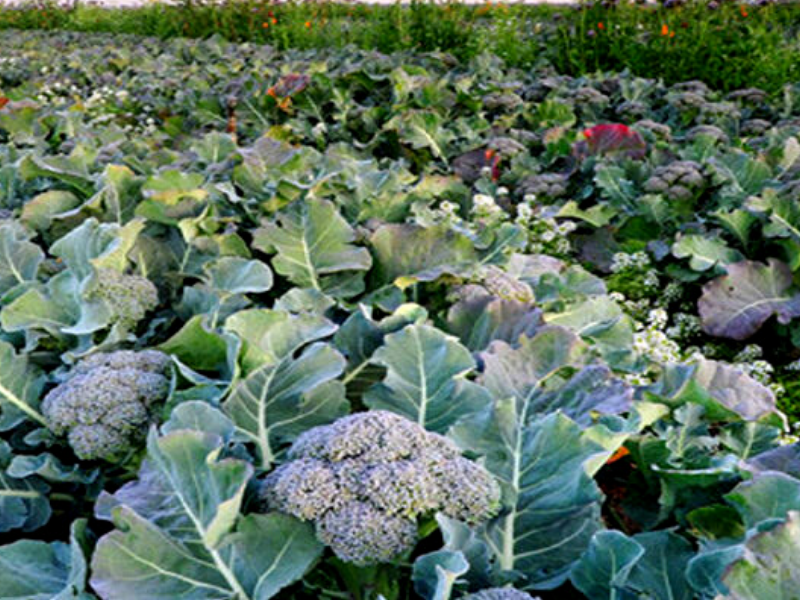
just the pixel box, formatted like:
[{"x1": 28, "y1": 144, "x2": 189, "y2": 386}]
[
  {"x1": 644, "y1": 160, "x2": 706, "y2": 202},
  {"x1": 85, "y1": 268, "x2": 159, "y2": 332},
  {"x1": 42, "y1": 350, "x2": 171, "y2": 461},
  {"x1": 261, "y1": 410, "x2": 501, "y2": 566}
]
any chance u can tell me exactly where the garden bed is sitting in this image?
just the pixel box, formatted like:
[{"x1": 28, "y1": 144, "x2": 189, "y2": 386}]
[{"x1": 0, "y1": 25, "x2": 800, "y2": 600}]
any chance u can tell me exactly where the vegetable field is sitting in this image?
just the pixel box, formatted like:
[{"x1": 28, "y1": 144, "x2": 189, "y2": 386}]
[{"x1": 2, "y1": 27, "x2": 800, "y2": 600}]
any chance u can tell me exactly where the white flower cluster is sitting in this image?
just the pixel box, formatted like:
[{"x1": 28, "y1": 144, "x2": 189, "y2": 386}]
[
  {"x1": 610, "y1": 251, "x2": 651, "y2": 272},
  {"x1": 36, "y1": 79, "x2": 80, "y2": 106},
  {"x1": 633, "y1": 309, "x2": 682, "y2": 364},
  {"x1": 659, "y1": 281, "x2": 684, "y2": 306},
  {"x1": 514, "y1": 201, "x2": 576, "y2": 256},
  {"x1": 731, "y1": 344, "x2": 784, "y2": 397},
  {"x1": 0, "y1": 57, "x2": 22, "y2": 68},
  {"x1": 625, "y1": 308, "x2": 683, "y2": 386},
  {"x1": 665, "y1": 312, "x2": 702, "y2": 343},
  {"x1": 471, "y1": 193, "x2": 504, "y2": 222}
]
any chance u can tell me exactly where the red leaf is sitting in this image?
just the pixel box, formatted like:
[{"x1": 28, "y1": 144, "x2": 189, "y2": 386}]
[{"x1": 582, "y1": 124, "x2": 647, "y2": 159}]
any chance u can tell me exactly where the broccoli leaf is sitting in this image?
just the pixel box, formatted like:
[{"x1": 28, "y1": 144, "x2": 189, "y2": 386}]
[
  {"x1": 0, "y1": 519, "x2": 93, "y2": 600},
  {"x1": 364, "y1": 324, "x2": 491, "y2": 433},
  {"x1": 224, "y1": 308, "x2": 337, "y2": 374},
  {"x1": 0, "y1": 340, "x2": 46, "y2": 430},
  {"x1": 698, "y1": 259, "x2": 800, "y2": 340},
  {"x1": 451, "y1": 409, "x2": 605, "y2": 589},
  {"x1": 479, "y1": 326, "x2": 633, "y2": 427},
  {"x1": 203, "y1": 257, "x2": 274, "y2": 296},
  {"x1": 223, "y1": 343, "x2": 348, "y2": 469},
  {"x1": 671, "y1": 234, "x2": 742, "y2": 272},
  {"x1": 626, "y1": 531, "x2": 695, "y2": 600},
  {"x1": 0, "y1": 441, "x2": 51, "y2": 533},
  {"x1": 446, "y1": 286, "x2": 542, "y2": 351},
  {"x1": 253, "y1": 198, "x2": 371, "y2": 299},
  {"x1": 91, "y1": 429, "x2": 321, "y2": 600},
  {"x1": 569, "y1": 530, "x2": 644, "y2": 600},
  {"x1": 412, "y1": 550, "x2": 469, "y2": 600},
  {"x1": 0, "y1": 223, "x2": 44, "y2": 296},
  {"x1": 721, "y1": 511, "x2": 800, "y2": 599},
  {"x1": 369, "y1": 223, "x2": 477, "y2": 288}
]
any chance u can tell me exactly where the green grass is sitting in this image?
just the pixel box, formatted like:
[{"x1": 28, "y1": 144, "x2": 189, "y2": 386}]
[{"x1": 2, "y1": 0, "x2": 800, "y2": 92}]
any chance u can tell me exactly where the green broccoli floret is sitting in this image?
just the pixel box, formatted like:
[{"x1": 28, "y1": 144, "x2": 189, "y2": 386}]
[
  {"x1": 519, "y1": 173, "x2": 568, "y2": 201},
  {"x1": 86, "y1": 268, "x2": 159, "y2": 331},
  {"x1": 41, "y1": 350, "x2": 171, "y2": 461},
  {"x1": 644, "y1": 161, "x2": 706, "y2": 201},
  {"x1": 261, "y1": 410, "x2": 501, "y2": 565},
  {"x1": 462, "y1": 588, "x2": 540, "y2": 600}
]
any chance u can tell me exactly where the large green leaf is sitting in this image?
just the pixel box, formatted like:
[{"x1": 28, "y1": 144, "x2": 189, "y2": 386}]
[
  {"x1": 384, "y1": 110, "x2": 454, "y2": 160},
  {"x1": 451, "y1": 410, "x2": 605, "y2": 589},
  {"x1": 253, "y1": 198, "x2": 371, "y2": 298},
  {"x1": 671, "y1": 234, "x2": 742, "y2": 272},
  {"x1": 710, "y1": 153, "x2": 774, "y2": 206},
  {"x1": 0, "y1": 340, "x2": 46, "y2": 430},
  {"x1": 626, "y1": 531, "x2": 694, "y2": 600},
  {"x1": 0, "y1": 224, "x2": 44, "y2": 296},
  {"x1": 136, "y1": 170, "x2": 208, "y2": 225},
  {"x1": 0, "y1": 519, "x2": 93, "y2": 600},
  {"x1": 91, "y1": 429, "x2": 321, "y2": 600},
  {"x1": 225, "y1": 308, "x2": 337, "y2": 374},
  {"x1": 223, "y1": 343, "x2": 347, "y2": 469},
  {"x1": 594, "y1": 165, "x2": 636, "y2": 209},
  {"x1": 698, "y1": 259, "x2": 800, "y2": 340},
  {"x1": 447, "y1": 286, "x2": 542, "y2": 351},
  {"x1": 158, "y1": 315, "x2": 235, "y2": 374},
  {"x1": 364, "y1": 324, "x2": 491, "y2": 433},
  {"x1": 479, "y1": 327, "x2": 632, "y2": 427},
  {"x1": 203, "y1": 257, "x2": 274, "y2": 296},
  {"x1": 569, "y1": 530, "x2": 644, "y2": 600},
  {"x1": 49, "y1": 218, "x2": 144, "y2": 281},
  {"x1": 370, "y1": 223, "x2": 477, "y2": 288},
  {"x1": 690, "y1": 358, "x2": 777, "y2": 422},
  {"x1": 0, "y1": 441, "x2": 50, "y2": 533},
  {"x1": 545, "y1": 296, "x2": 636, "y2": 369},
  {"x1": 726, "y1": 472, "x2": 800, "y2": 530},
  {"x1": 722, "y1": 511, "x2": 800, "y2": 599},
  {"x1": 412, "y1": 550, "x2": 470, "y2": 600}
]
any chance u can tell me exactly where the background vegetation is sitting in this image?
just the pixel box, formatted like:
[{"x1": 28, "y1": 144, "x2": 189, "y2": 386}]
[{"x1": 2, "y1": 0, "x2": 800, "y2": 93}]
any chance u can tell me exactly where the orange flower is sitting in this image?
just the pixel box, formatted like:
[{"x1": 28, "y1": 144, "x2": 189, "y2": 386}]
[
  {"x1": 606, "y1": 446, "x2": 630, "y2": 465},
  {"x1": 661, "y1": 23, "x2": 669, "y2": 36},
  {"x1": 262, "y1": 22, "x2": 269, "y2": 28},
  {"x1": 271, "y1": 17, "x2": 277, "y2": 25},
  {"x1": 305, "y1": 20, "x2": 311, "y2": 28},
  {"x1": 670, "y1": 30, "x2": 675, "y2": 37},
  {"x1": 598, "y1": 22, "x2": 605, "y2": 30},
  {"x1": 740, "y1": 6, "x2": 748, "y2": 16}
]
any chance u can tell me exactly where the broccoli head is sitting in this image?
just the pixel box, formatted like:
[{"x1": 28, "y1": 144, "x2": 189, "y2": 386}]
[
  {"x1": 686, "y1": 124, "x2": 730, "y2": 145},
  {"x1": 462, "y1": 588, "x2": 541, "y2": 600},
  {"x1": 519, "y1": 173, "x2": 569, "y2": 201},
  {"x1": 644, "y1": 161, "x2": 706, "y2": 201},
  {"x1": 86, "y1": 268, "x2": 159, "y2": 331},
  {"x1": 261, "y1": 410, "x2": 501, "y2": 565},
  {"x1": 42, "y1": 350, "x2": 171, "y2": 461}
]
